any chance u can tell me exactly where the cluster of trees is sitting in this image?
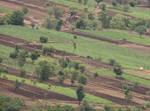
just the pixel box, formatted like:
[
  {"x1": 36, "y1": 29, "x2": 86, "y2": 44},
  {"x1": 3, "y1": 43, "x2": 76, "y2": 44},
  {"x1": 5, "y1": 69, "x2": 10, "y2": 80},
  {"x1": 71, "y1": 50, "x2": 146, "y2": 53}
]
[
  {"x1": 9, "y1": 46, "x2": 40, "y2": 69},
  {"x1": 75, "y1": 7, "x2": 149, "y2": 36},
  {"x1": 0, "y1": 7, "x2": 28, "y2": 25},
  {"x1": 73, "y1": 0, "x2": 150, "y2": 37},
  {"x1": 35, "y1": 57, "x2": 87, "y2": 85},
  {"x1": 0, "y1": 96, "x2": 23, "y2": 111},
  {"x1": 43, "y1": 7, "x2": 64, "y2": 31}
]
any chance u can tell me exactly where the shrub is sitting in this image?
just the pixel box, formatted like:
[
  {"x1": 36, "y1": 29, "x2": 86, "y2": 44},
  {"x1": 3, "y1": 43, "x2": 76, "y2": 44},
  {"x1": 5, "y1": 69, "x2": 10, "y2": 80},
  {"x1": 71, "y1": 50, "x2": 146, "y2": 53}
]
[
  {"x1": 78, "y1": 75, "x2": 87, "y2": 85},
  {"x1": 39, "y1": 36, "x2": 48, "y2": 43},
  {"x1": 9, "y1": 51, "x2": 18, "y2": 59},
  {"x1": 0, "y1": 57, "x2": 3, "y2": 63}
]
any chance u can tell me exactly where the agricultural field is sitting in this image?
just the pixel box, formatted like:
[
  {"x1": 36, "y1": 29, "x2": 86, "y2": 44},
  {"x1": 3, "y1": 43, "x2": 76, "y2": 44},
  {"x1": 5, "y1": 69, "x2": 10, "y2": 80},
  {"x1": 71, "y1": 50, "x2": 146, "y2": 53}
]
[{"x1": 0, "y1": 0, "x2": 150, "y2": 111}]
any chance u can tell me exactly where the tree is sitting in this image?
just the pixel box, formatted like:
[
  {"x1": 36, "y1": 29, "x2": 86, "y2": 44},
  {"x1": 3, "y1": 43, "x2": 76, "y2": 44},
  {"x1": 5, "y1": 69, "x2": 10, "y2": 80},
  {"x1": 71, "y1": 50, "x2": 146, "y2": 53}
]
[
  {"x1": 30, "y1": 51, "x2": 40, "y2": 62},
  {"x1": 110, "y1": 14, "x2": 127, "y2": 29},
  {"x1": 122, "y1": 84, "x2": 133, "y2": 104},
  {"x1": 95, "y1": 0, "x2": 103, "y2": 5},
  {"x1": 53, "y1": 7, "x2": 64, "y2": 19},
  {"x1": 39, "y1": 36, "x2": 48, "y2": 43},
  {"x1": 17, "y1": 50, "x2": 27, "y2": 68},
  {"x1": 80, "y1": 100, "x2": 95, "y2": 111},
  {"x1": 58, "y1": 70, "x2": 66, "y2": 84},
  {"x1": 112, "y1": 0, "x2": 117, "y2": 7},
  {"x1": 36, "y1": 61, "x2": 55, "y2": 81},
  {"x1": 55, "y1": 19, "x2": 63, "y2": 31},
  {"x1": 71, "y1": 70, "x2": 79, "y2": 85},
  {"x1": 7, "y1": 10, "x2": 25, "y2": 25},
  {"x1": 0, "y1": 96, "x2": 23, "y2": 111},
  {"x1": 9, "y1": 50, "x2": 18, "y2": 59},
  {"x1": 22, "y1": 7, "x2": 29, "y2": 15},
  {"x1": 99, "y1": 11, "x2": 111, "y2": 28},
  {"x1": 83, "y1": 0, "x2": 89, "y2": 5},
  {"x1": 76, "y1": 19, "x2": 87, "y2": 29},
  {"x1": 20, "y1": 69, "x2": 26, "y2": 77},
  {"x1": 14, "y1": 80, "x2": 22, "y2": 91},
  {"x1": 78, "y1": 75, "x2": 87, "y2": 85},
  {"x1": 0, "y1": 57, "x2": 3, "y2": 63},
  {"x1": 113, "y1": 64, "x2": 123, "y2": 78},
  {"x1": 76, "y1": 85, "x2": 85, "y2": 105},
  {"x1": 135, "y1": 25, "x2": 147, "y2": 37}
]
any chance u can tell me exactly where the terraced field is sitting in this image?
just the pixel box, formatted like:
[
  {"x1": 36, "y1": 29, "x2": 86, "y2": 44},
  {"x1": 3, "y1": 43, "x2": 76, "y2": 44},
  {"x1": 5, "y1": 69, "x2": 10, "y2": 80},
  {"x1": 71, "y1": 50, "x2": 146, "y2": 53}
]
[{"x1": 0, "y1": 0, "x2": 150, "y2": 110}]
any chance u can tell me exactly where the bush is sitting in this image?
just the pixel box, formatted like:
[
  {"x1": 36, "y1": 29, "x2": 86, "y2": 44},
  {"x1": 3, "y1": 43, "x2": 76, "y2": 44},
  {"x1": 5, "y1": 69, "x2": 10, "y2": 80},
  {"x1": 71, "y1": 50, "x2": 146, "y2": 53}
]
[
  {"x1": 110, "y1": 14, "x2": 126, "y2": 29},
  {"x1": 80, "y1": 100, "x2": 95, "y2": 111},
  {"x1": 20, "y1": 69, "x2": 26, "y2": 77},
  {"x1": 39, "y1": 36, "x2": 48, "y2": 43},
  {"x1": 30, "y1": 51, "x2": 40, "y2": 61},
  {"x1": 42, "y1": 47, "x2": 54, "y2": 55},
  {"x1": 113, "y1": 64, "x2": 123, "y2": 78},
  {"x1": 9, "y1": 51, "x2": 18, "y2": 59},
  {"x1": 0, "y1": 57, "x2": 3, "y2": 63},
  {"x1": 78, "y1": 75, "x2": 87, "y2": 85}
]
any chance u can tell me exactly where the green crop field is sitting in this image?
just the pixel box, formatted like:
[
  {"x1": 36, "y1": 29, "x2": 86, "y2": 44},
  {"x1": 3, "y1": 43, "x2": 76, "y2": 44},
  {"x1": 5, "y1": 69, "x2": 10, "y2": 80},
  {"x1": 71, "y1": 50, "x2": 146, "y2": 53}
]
[
  {"x1": 81, "y1": 29, "x2": 150, "y2": 45},
  {"x1": 0, "y1": 45, "x2": 55, "y2": 72},
  {"x1": 0, "y1": 25, "x2": 150, "y2": 69},
  {"x1": 93, "y1": 68, "x2": 150, "y2": 87},
  {"x1": 0, "y1": 73, "x2": 112, "y2": 104},
  {"x1": 0, "y1": 0, "x2": 150, "y2": 110}
]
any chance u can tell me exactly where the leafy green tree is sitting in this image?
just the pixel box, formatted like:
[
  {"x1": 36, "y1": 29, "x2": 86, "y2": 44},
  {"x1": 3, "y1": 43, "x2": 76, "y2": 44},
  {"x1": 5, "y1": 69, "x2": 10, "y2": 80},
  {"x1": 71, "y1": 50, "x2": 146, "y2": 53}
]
[
  {"x1": 30, "y1": 51, "x2": 40, "y2": 62},
  {"x1": 71, "y1": 70, "x2": 79, "y2": 85},
  {"x1": 36, "y1": 61, "x2": 55, "y2": 81},
  {"x1": 113, "y1": 64, "x2": 123, "y2": 78},
  {"x1": 7, "y1": 10, "x2": 25, "y2": 25},
  {"x1": 56, "y1": 19, "x2": 63, "y2": 31},
  {"x1": 58, "y1": 70, "x2": 66, "y2": 84},
  {"x1": 99, "y1": 11, "x2": 111, "y2": 28},
  {"x1": 95, "y1": 0, "x2": 103, "y2": 5},
  {"x1": 14, "y1": 79, "x2": 22, "y2": 91},
  {"x1": 17, "y1": 50, "x2": 27, "y2": 67},
  {"x1": 78, "y1": 75, "x2": 87, "y2": 85},
  {"x1": 22, "y1": 7, "x2": 29, "y2": 14},
  {"x1": 110, "y1": 14, "x2": 127, "y2": 29},
  {"x1": 0, "y1": 57, "x2": 3, "y2": 63},
  {"x1": 20, "y1": 69, "x2": 26, "y2": 77},
  {"x1": 39, "y1": 36, "x2": 48, "y2": 43},
  {"x1": 135, "y1": 25, "x2": 147, "y2": 37},
  {"x1": 0, "y1": 96, "x2": 23, "y2": 111},
  {"x1": 53, "y1": 8, "x2": 64, "y2": 19},
  {"x1": 122, "y1": 84, "x2": 133, "y2": 104},
  {"x1": 76, "y1": 19, "x2": 87, "y2": 29},
  {"x1": 80, "y1": 100, "x2": 95, "y2": 111},
  {"x1": 76, "y1": 85, "x2": 85, "y2": 105}
]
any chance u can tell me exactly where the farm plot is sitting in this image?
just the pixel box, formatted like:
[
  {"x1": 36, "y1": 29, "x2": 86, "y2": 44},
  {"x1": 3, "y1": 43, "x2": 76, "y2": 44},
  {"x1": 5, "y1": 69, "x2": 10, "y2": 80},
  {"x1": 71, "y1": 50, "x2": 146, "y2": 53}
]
[
  {"x1": 0, "y1": 25, "x2": 150, "y2": 69},
  {"x1": 79, "y1": 29, "x2": 150, "y2": 46},
  {"x1": 0, "y1": 73, "x2": 112, "y2": 105}
]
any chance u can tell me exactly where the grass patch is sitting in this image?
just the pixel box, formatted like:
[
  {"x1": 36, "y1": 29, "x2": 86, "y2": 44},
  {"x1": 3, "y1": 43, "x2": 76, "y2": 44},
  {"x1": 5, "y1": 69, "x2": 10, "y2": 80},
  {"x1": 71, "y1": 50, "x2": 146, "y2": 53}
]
[
  {"x1": 0, "y1": 73, "x2": 112, "y2": 104},
  {"x1": 0, "y1": 25, "x2": 150, "y2": 69}
]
